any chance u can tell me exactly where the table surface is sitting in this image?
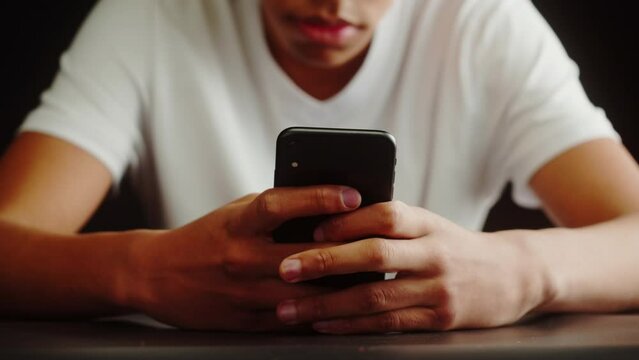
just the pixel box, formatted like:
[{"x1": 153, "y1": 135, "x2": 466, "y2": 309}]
[{"x1": 2, "y1": 313, "x2": 639, "y2": 359}]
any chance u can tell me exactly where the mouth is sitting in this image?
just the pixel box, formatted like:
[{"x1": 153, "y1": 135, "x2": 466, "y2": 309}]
[{"x1": 293, "y1": 17, "x2": 360, "y2": 47}]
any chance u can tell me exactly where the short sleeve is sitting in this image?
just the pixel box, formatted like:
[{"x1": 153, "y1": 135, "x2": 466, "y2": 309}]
[
  {"x1": 477, "y1": 0, "x2": 620, "y2": 208},
  {"x1": 18, "y1": 0, "x2": 153, "y2": 185}
]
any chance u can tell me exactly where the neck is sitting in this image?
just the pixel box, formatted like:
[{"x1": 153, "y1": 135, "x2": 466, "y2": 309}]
[{"x1": 265, "y1": 36, "x2": 369, "y2": 101}]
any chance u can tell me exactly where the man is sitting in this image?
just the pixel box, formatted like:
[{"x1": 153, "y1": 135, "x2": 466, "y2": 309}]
[{"x1": 1, "y1": 0, "x2": 639, "y2": 333}]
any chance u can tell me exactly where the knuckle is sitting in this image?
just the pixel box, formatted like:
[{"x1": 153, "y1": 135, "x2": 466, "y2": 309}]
[
  {"x1": 313, "y1": 187, "x2": 336, "y2": 210},
  {"x1": 433, "y1": 306, "x2": 457, "y2": 330},
  {"x1": 433, "y1": 281, "x2": 453, "y2": 307},
  {"x1": 314, "y1": 249, "x2": 336, "y2": 273},
  {"x1": 223, "y1": 209, "x2": 245, "y2": 235},
  {"x1": 405, "y1": 309, "x2": 430, "y2": 330},
  {"x1": 255, "y1": 190, "x2": 281, "y2": 218},
  {"x1": 366, "y1": 238, "x2": 393, "y2": 268},
  {"x1": 430, "y1": 281, "x2": 458, "y2": 330},
  {"x1": 222, "y1": 257, "x2": 243, "y2": 277},
  {"x1": 221, "y1": 243, "x2": 246, "y2": 276},
  {"x1": 378, "y1": 312, "x2": 402, "y2": 332},
  {"x1": 360, "y1": 287, "x2": 392, "y2": 312},
  {"x1": 391, "y1": 200, "x2": 409, "y2": 214},
  {"x1": 223, "y1": 214, "x2": 239, "y2": 234},
  {"x1": 378, "y1": 201, "x2": 407, "y2": 234}
]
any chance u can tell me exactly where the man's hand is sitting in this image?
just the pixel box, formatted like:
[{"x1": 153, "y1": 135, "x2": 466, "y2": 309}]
[
  {"x1": 125, "y1": 186, "x2": 362, "y2": 331},
  {"x1": 275, "y1": 201, "x2": 551, "y2": 334}
]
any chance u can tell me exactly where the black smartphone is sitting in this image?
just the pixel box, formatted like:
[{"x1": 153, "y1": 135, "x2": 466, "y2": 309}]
[{"x1": 273, "y1": 126, "x2": 396, "y2": 288}]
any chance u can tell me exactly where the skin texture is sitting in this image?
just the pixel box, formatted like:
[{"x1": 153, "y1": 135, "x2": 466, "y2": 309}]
[
  {"x1": 272, "y1": 139, "x2": 639, "y2": 333},
  {"x1": 262, "y1": 0, "x2": 393, "y2": 68},
  {"x1": 276, "y1": 205, "x2": 547, "y2": 332},
  {"x1": 2, "y1": 1, "x2": 639, "y2": 333},
  {"x1": 0, "y1": 134, "x2": 110, "y2": 233},
  {"x1": 124, "y1": 188, "x2": 361, "y2": 330},
  {"x1": 0, "y1": 134, "x2": 360, "y2": 329},
  {"x1": 262, "y1": 0, "x2": 393, "y2": 100}
]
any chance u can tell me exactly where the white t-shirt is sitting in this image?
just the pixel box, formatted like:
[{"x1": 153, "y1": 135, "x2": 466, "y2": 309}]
[{"x1": 20, "y1": 0, "x2": 619, "y2": 230}]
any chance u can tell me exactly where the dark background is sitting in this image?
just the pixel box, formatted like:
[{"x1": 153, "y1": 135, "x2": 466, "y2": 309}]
[{"x1": 1, "y1": 1, "x2": 637, "y2": 232}]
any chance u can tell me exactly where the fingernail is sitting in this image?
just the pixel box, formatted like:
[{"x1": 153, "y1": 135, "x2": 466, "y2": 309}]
[
  {"x1": 341, "y1": 188, "x2": 361, "y2": 209},
  {"x1": 313, "y1": 227, "x2": 325, "y2": 241},
  {"x1": 278, "y1": 300, "x2": 298, "y2": 324},
  {"x1": 280, "y1": 259, "x2": 301, "y2": 282}
]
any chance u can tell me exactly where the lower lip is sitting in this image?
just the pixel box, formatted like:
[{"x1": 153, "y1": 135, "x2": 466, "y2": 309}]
[{"x1": 296, "y1": 21, "x2": 358, "y2": 46}]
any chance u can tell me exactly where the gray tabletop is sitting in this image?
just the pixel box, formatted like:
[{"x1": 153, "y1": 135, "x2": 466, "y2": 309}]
[{"x1": 2, "y1": 313, "x2": 639, "y2": 359}]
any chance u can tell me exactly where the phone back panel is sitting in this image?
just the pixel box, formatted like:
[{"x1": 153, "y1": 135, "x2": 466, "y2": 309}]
[
  {"x1": 275, "y1": 127, "x2": 396, "y2": 208},
  {"x1": 273, "y1": 127, "x2": 396, "y2": 288}
]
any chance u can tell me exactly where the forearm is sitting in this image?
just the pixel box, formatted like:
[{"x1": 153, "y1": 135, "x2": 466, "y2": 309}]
[
  {"x1": 507, "y1": 212, "x2": 639, "y2": 313},
  {"x1": 0, "y1": 220, "x2": 156, "y2": 319}
]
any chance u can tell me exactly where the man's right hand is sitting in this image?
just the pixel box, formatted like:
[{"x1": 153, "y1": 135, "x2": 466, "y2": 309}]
[{"x1": 125, "y1": 186, "x2": 361, "y2": 331}]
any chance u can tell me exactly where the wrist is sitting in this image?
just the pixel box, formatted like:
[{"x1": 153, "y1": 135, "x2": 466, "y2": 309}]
[
  {"x1": 492, "y1": 229, "x2": 561, "y2": 314},
  {"x1": 111, "y1": 229, "x2": 168, "y2": 311}
]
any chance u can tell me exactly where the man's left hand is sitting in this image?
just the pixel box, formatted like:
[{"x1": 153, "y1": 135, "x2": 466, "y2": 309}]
[{"x1": 276, "y1": 201, "x2": 551, "y2": 334}]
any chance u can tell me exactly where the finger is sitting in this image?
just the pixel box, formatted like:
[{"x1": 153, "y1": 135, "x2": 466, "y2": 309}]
[
  {"x1": 314, "y1": 201, "x2": 442, "y2": 242},
  {"x1": 276, "y1": 278, "x2": 442, "y2": 325},
  {"x1": 224, "y1": 237, "x2": 339, "y2": 278},
  {"x1": 237, "y1": 186, "x2": 361, "y2": 234},
  {"x1": 233, "y1": 278, "x2": 331, "y2": 310},
  {"x1": 280, "y1": 238, "x2": 440, "y2": 282},
  {"x1": 311, "y1": 307, "x2": 444, "y2": 334}
]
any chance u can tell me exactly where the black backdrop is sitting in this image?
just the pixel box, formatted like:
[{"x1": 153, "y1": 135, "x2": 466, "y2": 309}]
[{"x1": 1, "y1": 1, "x2": 638, "y2": 232}]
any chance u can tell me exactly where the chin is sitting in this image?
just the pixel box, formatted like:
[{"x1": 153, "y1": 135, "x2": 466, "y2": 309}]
[{"x1": 292, "y1": 46, "x2": 358, "y2": 69}]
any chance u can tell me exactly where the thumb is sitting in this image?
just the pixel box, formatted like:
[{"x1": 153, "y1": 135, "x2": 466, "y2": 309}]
[{"x1": 238, "y1": 186, "x2": 361, "y2": 234}]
